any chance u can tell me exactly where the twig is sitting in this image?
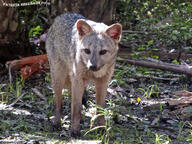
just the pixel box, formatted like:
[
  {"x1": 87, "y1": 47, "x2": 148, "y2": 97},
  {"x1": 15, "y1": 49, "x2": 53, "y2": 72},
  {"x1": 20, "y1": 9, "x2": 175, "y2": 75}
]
[
  {"x1": 32, "y1": 87, "x2": 47, "y2": 101},
  {"x1": 8, "y1": 64, "x2": 13, "y2": 83},
  {"x1": 134, "y1": 74, "x2": 179, "y2": 81},
  {"x1": 7, "y1": 93, "x2": 26, "y2": 107},
  {"x1": 149, "y1": 125, "x2": 176, "y2": 133}
]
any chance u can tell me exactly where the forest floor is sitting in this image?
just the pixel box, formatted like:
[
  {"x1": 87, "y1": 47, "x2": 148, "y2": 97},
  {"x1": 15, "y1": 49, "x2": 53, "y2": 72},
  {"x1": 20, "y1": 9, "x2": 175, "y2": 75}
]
[{"x1": 0, "y1": 60, "x2": 192, "y2": 144}]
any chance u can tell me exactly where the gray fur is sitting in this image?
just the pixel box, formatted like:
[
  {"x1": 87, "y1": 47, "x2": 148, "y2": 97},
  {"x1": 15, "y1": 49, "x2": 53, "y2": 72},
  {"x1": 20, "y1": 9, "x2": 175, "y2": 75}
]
[{"x1": 46, "y1": 13, "x2": 122, "y2": 136}]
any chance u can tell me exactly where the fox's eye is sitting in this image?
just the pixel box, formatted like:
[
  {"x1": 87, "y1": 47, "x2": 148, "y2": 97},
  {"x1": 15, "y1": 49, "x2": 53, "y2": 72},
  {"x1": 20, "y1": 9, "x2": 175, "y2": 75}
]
[
  {"x1": 84, "y1": 48, "x2": 91, "y2": 54},
  {"x1": 99, "y1": 50, "x2": 107, "y2": 55}
]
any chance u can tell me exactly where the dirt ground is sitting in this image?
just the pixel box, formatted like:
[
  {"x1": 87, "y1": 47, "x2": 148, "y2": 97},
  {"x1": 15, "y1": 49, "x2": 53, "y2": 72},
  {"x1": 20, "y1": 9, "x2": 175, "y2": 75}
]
[{"x1": 0, "y1": 62, "x2": 191, "y2": 143}]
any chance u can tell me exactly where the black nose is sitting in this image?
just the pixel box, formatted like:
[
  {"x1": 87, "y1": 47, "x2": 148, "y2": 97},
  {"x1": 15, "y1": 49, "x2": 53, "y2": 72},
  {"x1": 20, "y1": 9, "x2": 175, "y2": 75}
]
[{"x1": 89, "y1": 65, "x2": 97, "y2": 71}]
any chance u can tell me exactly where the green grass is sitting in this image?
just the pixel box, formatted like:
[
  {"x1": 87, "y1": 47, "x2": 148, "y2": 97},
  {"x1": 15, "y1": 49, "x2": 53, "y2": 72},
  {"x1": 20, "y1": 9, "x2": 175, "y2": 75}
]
[{"x1": 0, "y1": 72, "x2": 191, "y2": 143}]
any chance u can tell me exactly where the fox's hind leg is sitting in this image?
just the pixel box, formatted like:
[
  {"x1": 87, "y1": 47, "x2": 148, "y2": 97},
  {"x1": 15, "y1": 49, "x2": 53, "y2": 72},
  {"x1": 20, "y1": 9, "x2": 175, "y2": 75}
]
[{"x1": 50, "y1": 63, "x2": 66, "y2": 128}]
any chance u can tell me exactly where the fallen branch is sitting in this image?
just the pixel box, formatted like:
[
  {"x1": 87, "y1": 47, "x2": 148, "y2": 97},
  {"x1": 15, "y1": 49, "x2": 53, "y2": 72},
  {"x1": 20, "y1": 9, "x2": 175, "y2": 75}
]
[
  {"x1": 7, "y1": 93, "x2": 26, "y2": 107},
  {"x1": 5, "y1": 54, "x2": 49, "y2": 80},
  {"x1": 118, "y1": 47, "x2": 192, "y2": 61},
  {"x1": 173, "y1": 90, "x2": 192, "y2": 97},
  {"x1": 119, "y1": 58, "x2": 192, "y2": 76},
  {"x1": 169, "y1": 90, "x2": 192, "y2": 106},
  {"x1": 5, "y1": 54, "x2": 48, "y2": 71}
]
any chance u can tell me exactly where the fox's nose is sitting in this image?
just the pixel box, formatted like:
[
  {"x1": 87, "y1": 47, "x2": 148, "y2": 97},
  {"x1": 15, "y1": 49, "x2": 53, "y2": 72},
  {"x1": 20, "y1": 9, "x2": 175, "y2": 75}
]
[{"x1": 89, "y1": 65, "x2": 97, "y2": 71}]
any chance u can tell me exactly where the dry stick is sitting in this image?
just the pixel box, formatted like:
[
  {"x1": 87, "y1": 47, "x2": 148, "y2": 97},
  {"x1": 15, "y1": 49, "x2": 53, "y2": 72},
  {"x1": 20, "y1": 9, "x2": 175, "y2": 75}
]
[
  {"x1": 134, "y1": 74, "x2": 179, "y2": 81},
  {"x1": 32, "y1": 87, "x2": 47, "y2": 101},
  {"x1": 149, "y1": 125, "x2": 176, "y2": 133},
  {"x1": 7, "y1": 93, "x2": 26, "y2": 107},
  {"x1": 119, "y1": 58, "x2": 192, "y2": 76},
  {"x1": 8, "y1": 64, "x2": 13, "y2": 83}
]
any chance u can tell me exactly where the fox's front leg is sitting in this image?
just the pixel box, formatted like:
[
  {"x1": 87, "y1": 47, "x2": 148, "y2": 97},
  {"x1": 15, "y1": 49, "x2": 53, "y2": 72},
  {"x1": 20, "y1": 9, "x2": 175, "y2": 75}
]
[
  {"x1": 95, "y1": 76, "x2": 110, "y2": 126},
  {"x1": 71, "y1": 77, "x2": 85, "y2": 137}
]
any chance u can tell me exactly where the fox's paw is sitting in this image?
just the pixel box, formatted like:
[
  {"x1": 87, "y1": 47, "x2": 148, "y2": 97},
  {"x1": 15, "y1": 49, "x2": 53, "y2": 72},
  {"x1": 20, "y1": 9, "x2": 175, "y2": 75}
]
[
  {"x1": 70, "y1": 130, "x2": 81, "y2": 138},
  {"x1": 96, "y1": 116, "x2": 105, "y2": 126},
  {"x1": 50, "y1": 116, "x2": 62, "y2": 130}
]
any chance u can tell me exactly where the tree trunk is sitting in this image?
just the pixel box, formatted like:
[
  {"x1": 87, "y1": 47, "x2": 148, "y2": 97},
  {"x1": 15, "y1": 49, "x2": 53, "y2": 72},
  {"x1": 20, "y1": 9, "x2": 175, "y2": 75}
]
[
  {"x1": 0, "y1": 0, "x2": 18, "y2": 41},
  {"x1": 0, "y1": 0, "x2": 31, "y2": 63},
  {"x1": 49, "y1": 0, "x2": 114, "y2": 25}
]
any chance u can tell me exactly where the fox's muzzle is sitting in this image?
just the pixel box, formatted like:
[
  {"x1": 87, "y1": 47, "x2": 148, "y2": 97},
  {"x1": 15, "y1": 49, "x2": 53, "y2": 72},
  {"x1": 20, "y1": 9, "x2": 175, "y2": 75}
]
[
  {"x1": 87, "y1": 51, "x2": 101, "y2": 71},
  {"x1": 89, "y1": 65, "x2": 98, "y2": 71}
]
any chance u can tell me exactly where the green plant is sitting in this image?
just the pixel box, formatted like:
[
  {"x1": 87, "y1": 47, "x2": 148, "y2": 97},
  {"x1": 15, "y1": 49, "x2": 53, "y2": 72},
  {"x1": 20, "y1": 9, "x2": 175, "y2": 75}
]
[
  {"x1": 28, "y1": 25, "x2": 43, "y2": 38},
  {"x1": 177, "y1": 121, "x2": 186, "y2": 140},
  {"x1": 0, "y1": 84, "x2": 8, "y2": 103},
  {"x1": 137, "y1": 84, "x2": 159, "y2": 98},
  {"x1": 45, "y1": 74, "x2": 51, "y2": 83},
  {"x1": 8, "y1": 78, "x2": 24, "y2": 98},
  {"x1": 114, "y1": 64, "x2": 129, "y2": 87},
  {"x1": 155, "y1": 133, "x2": 170, "y2": 144},
  {"x1": 159, "y1": 102, "x2": 163, "y2": 115},
  {"x1": 186, "y1": 122, "x2": 192, "y2": 142},
  {"x1": 114, "y1": 0, "x2": 192, "y2": 66},
  {"x1": 85, "y1": 100, "x2": 118, "y2": 143}
]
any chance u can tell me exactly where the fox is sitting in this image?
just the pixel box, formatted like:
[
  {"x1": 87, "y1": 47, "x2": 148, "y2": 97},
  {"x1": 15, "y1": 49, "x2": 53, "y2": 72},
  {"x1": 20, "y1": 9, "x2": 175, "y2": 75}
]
[{"x1": 46, "y1": 13, "x2": 122, "y2": 137}]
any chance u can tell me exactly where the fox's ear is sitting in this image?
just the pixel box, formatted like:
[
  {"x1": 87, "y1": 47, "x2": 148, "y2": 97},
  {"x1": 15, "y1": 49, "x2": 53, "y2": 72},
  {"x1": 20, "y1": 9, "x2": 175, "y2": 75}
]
[
  {"x1": 76, "y1": 20, "x2": 93, "y2": 39},
  {"x1": 105, "y1": 23, "x2": 122, "y2": 43}
]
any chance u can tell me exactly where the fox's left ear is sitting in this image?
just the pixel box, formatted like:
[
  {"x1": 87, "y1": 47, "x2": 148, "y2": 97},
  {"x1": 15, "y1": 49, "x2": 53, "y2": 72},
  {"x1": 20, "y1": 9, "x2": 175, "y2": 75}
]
[
  {"x1": 76, "y1": 20, "x2": 93, "y2": 39},
  {"x1": 105, "y1": 23, "x2": 122, "y2": 43}
]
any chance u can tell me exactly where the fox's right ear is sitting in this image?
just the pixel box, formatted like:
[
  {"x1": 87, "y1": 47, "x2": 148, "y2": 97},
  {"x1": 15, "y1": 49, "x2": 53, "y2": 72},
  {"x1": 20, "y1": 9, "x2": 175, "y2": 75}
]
[
  {"x1": 76, "y1": 20, "x2": 93, "y2": 39},
  {"x1": 105, "y1": 23, "x2": 122, "y2": 43}
]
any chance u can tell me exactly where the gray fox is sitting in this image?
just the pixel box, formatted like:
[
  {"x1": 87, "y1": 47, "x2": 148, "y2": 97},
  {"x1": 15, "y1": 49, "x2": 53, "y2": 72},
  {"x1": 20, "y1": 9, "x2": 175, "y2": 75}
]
[{"x1": 46, "y1": 13, "x2": 122, "y2": 137}]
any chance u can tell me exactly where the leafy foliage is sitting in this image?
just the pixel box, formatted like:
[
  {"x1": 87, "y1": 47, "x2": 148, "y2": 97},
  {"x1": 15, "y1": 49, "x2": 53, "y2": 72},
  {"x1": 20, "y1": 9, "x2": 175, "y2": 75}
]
[
  {"x1": 114, "y1": 0, "x2": 192, "y2": 53},
  {"x1": 28, "y1": 25, "x2": 43, "y2": 38}
]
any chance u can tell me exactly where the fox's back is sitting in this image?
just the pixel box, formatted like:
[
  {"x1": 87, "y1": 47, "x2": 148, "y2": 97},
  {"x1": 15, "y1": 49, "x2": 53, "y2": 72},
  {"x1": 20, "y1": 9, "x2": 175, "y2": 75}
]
[{"x1": 46, "y1": 13, "x2": 85, "y2": 62}]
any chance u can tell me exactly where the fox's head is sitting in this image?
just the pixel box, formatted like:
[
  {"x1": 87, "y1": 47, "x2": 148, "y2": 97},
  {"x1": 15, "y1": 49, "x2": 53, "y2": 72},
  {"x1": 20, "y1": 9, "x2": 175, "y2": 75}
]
[{"x1": 76, "y1": 19, "x2": 122, "y2": 72}]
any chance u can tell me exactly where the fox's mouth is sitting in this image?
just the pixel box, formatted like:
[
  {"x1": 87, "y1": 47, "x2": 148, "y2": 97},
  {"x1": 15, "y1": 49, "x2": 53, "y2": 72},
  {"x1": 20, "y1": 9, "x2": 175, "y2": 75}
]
[
  {"x1": 89, "y1": 66, "x2": 100, "y2": 71},
  {"x1": 89, "y1": 64, "x2": 105, "y2": 72}
]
